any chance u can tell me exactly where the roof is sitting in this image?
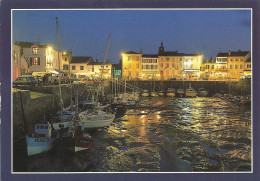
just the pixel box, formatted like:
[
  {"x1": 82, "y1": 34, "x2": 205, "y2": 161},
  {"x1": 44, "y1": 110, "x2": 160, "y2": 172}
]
[
  {"x1": 158, "y1": 51, "x2": 202, "y2": 57},
  {"x1": 124, "y1": 51, "x2": 140, "y2": 54},
  {"x1": 158, "y1": 51, "x2": 183, "y2": 56},
  {"x1": 216, "y1": 53, "x2": 229, "y2": 57},
  {"x1": 88, "y1": 62, "x2": 112, "y2": 65},
  {"x1": 15, "y1": 41, "x2": 48, "y2": 48},
  {"x1": 142, "y1": 54, "x2": 158, "y2": 58},
  {"x1": 217, "y1": 50, "x2": 250, "y2": 57},
  {"x1": 71, "y1": 56, "x2": 93, "y2": 64},
  {"x1": 245, "y1": 57, "x2": 251, "y2": 63}
]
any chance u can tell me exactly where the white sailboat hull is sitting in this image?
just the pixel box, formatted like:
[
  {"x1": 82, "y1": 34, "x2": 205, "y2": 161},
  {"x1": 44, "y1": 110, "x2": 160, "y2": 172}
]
[
  {"x1": 52, "y1": 120, "x2": 72, "y2": 130},
  {"x1": 166, "y1": 92, "x2": 175, "y2": 97},
  {"x1": 151, "y1": 92, "x2": 158, "y2": 97},
  {"x1": 82, "y1": 117, "x2": 114, "y2": 129},
  {"x1": 185, "y1": 92, "x2": 197, "y2": 97},
  {"x1": 141, "y1": 93, "x2": 149, "y2": 97}
]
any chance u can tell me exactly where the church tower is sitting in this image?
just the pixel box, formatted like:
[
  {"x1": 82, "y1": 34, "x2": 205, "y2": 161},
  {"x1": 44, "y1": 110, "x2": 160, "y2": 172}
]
[{"x1": 158, "y1": 41, "x2": 164, "y2": 54}]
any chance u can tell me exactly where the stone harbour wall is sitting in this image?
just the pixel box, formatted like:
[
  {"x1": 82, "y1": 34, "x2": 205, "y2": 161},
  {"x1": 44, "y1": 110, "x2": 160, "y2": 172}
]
[{"x1": 12, "y1": 84, "x2": 89, "y2": 139}]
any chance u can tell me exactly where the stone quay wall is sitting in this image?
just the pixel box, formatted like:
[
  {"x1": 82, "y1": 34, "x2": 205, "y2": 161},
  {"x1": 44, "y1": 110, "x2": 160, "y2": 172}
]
[
  {"x1": 12, "y1": 84, "x2": 89, "y2": 139},
  {"x1": 114, "y1": 80, "x2": 251, "y2": 96}
]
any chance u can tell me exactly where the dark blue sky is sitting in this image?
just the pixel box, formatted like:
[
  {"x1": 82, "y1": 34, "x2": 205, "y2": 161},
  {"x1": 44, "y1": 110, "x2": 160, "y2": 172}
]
[{"x1": 12, "y1": 10, "x2": 251, "y2": 63}]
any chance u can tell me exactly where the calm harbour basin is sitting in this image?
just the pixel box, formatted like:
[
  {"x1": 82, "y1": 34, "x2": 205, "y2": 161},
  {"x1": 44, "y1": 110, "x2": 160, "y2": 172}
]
[{"x1": 13, "y1": 97, "x2": 251, "y2": 172}]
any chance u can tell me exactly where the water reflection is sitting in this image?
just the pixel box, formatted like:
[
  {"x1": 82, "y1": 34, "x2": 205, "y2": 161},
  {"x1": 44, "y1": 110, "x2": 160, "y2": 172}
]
[
  {"x1": 122, "y1": 97, "x2": 251, "y2": 172},
  {"x1": 14, "y1": 97, "x2": 251, "y2": 172}
]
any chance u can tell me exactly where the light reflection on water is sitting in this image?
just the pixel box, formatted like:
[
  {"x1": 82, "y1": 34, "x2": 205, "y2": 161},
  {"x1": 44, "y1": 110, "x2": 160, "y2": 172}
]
[
  {"x1": 14, "y1": 97, "x2": 251, "y2": 172},
  {"x1": 121, "y1": 97, "x2": 251, "y2": 171}
]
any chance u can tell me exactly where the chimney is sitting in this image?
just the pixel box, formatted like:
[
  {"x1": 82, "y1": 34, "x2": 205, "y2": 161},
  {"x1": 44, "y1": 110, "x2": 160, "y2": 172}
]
[
  {"x1": 140, "y1": 48, "x2": 143, "y2": 54},
  {"x1": 228, "y1": 50, "x2": 231, "y2": 56}
]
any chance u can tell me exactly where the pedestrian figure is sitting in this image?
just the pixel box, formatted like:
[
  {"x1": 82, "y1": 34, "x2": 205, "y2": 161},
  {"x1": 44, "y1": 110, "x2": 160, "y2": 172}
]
[{"x1": 42, "y1": 74, "x2": 47, "y2": 86}]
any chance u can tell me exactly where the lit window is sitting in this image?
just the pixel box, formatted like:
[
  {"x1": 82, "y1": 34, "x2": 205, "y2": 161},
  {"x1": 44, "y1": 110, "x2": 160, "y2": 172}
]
[
  {"x1": 230, "y1": 58, "x2": 233, "y2": 62},
  {"x1": 240, "y1": 65, "x2": 243, "y2": 69},
  {"x1": 235, "y1": 58, "x2": 238, "y2": 61},
  {"x1": 72, "y1": 66, "x2": 76, "y2": 70},
  {"x1": 235, "y1": 65, "x2": 238, "y2": 69},
  {"x1": 247, "y1": 64, "x2": 251, "y2": 68},
  {"x1": 80, "y1": 66, "x2": 84, "y2": 70},
  {"x1": 32, "y1": 47, "x2": 38, "y2": 55},
  {"x1": 30, "y1": 57, "x2": 40, "y2": 65},
  {"x1": 230, "y1": 65, "x2": 233, "y2": 69}
]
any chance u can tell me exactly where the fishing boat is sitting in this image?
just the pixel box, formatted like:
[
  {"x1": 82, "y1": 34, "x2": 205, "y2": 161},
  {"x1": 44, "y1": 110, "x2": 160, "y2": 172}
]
[
  {"x1": 185, "y1": 84, "x2": 197, "y2": 97},
  {"x1": 166, "y1": 88, "x2": 175, "y2": 97},
  {"x1": 51, "y1": 110, "x2": 75, "y2": 133},
  {"x1": 79, "y1": 109, "x2": 115, "y2": 129},
  {"x1": 151, "y1": 91, "x2": 158, "y2": 97},
  {"x1": 197, "y1": 88, "x2": 208, "y2": 97},
  {"x1": 176, "y1": 88, "x2": 184, "y2": 97},
  {"x1": 26, "y1": 122, "x2": 58, "y2": 156},
  {"x1": 141, "y1": 90, "x2": 149, "y2": 97},
  {"x1": 158, "y1": 90, "x2": 165, "y2": 96}
]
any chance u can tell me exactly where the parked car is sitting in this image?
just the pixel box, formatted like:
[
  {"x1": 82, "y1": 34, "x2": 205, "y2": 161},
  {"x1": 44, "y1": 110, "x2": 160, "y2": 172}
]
[
  {"x1": 33, "y1": 76, "x2": 43, "y2": 85},
  {"x1": 13, "y1": 75, "x2": 36, "y2": 87}
]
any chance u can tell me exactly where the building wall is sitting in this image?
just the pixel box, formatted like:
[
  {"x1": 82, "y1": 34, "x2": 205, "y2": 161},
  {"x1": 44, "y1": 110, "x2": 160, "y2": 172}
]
[
  {"x1": 70, "y1": 63, "x2": 88, "y2": 78},
  {"x1": 61, "y1": 51, "x2": 72, "y2": 76},
  {"x1": 22, "y1": 45, "x2": 47, "y2": 72},
  {"x1": 141, "y1": 57, "x2": 159, "y2": 79},
  {"x1": 122, "y1": 53, "x2": 142, "y2": 79},
  {"x1": 12, "y1": 45, "x2": 22, "y2": 80},
  {"x1": 227, "y1": 56, "x2": 248, "y2": 80}
]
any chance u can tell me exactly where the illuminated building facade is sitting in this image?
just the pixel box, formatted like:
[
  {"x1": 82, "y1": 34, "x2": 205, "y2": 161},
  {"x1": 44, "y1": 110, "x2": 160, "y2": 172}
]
[
  {"x1": 12, "y1": 44, "x2": 27, "y2": 80},
  {"x1": 226, "y1": 50, "x2": 250, "y2": 80},
  {"x1": 122, "y1": 42, "x2": 203, "y2": 80},
  {"x1": 121, "y1": 51, "x2": 142, "y2": 80},
  {"x1": 70, "y1": 56, "x2": 93, "y2": 78},
  {"x1": 141, "y1": 54, "x2": 159, "y2": 79},
  {"x1": 86, "y1": 62, "x2": 113, "y2": 79},
  {"x1": 61, "y1": 51, "x2": 72, "y2": 76},
  {"x1": 244, "y1": 57, "x2": 251, "y2": 78},
  {"x1": 14, "y1": 41, "x2": 62, "y2": 74}
]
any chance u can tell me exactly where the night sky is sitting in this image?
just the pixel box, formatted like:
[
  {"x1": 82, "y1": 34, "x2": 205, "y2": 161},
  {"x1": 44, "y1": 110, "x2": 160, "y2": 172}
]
[{"x1": 12, "y1": 9, "x2": 251, "y2": 63}]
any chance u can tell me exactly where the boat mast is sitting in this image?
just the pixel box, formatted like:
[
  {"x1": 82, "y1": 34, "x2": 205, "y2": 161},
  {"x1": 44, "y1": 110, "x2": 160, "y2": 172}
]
[{"x1": 56, "y1": 17, "x2": 63, "y2": 115}]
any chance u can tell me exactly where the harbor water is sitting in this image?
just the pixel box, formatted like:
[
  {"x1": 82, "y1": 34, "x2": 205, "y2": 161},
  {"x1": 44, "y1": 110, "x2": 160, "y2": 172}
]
[{"x1": 13, "y1": 96, "x2": 251, "y2": 172}]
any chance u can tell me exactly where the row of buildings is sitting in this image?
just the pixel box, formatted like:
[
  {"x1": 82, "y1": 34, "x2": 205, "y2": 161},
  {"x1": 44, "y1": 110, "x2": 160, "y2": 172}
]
[
  {"x1": 12, "y1": 41, "x2": 251, "y2": 81},
  {"x1": 122, "y1": 42, "x2": 251, "y2": 80},
  {"x1": 12, "y1": 41, "x2": 112, "y2": 80}
]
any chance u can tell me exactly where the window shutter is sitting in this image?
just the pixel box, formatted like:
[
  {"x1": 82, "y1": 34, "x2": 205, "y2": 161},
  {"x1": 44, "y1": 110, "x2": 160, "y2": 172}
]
[
  {"x1": 38, "y1": 58, "x2": 40, "y2": 65},
  {"x1": 30, "y1": 58, "x2": 32, "y2": 66}
]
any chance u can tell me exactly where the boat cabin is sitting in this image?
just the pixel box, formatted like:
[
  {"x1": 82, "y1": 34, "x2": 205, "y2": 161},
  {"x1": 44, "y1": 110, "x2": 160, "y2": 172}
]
[{"x1": 34, "y1": 123, "x2": 52, "y2": 138}]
